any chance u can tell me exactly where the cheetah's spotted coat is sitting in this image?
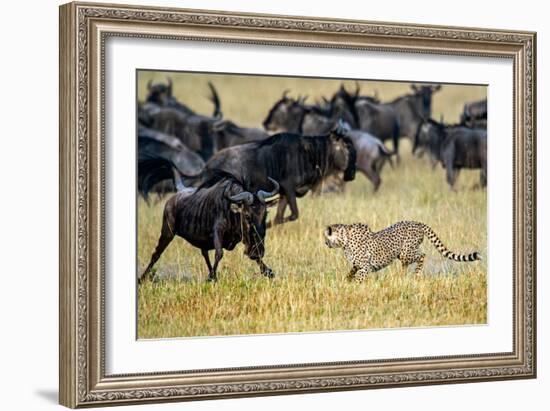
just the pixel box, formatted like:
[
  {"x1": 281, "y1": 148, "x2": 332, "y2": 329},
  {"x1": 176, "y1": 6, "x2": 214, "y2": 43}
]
[{"x1": 324, "y1": 221, "x2": 481, "y2": 282}]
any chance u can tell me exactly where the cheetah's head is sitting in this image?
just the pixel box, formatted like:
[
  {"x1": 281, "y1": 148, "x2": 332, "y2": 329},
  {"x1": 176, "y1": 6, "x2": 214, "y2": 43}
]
[{"x1": 324, "y1": 224, "x2": 347, "y2": 248}]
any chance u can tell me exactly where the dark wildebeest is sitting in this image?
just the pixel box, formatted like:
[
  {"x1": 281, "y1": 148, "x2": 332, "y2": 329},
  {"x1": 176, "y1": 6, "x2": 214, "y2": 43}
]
[
  {"x1": 148, "y1": 82, "x2": 222, "y2": 160},
  {"x1": 262, "y1": 91, "x2": 310, "y2": 134},
  {"x1": 137, "y1": 126, "x2": 205, "y2": 200},
  {"x1": 262, "y1": 86, "x2": 376, "y2": 136},
  {"x1": 390, "y1": 84, "x2": 441, "y2": 143},
  {"x1": 140, "y1": 169, "x2": 279, "y2": 283},
  {"x1": 354, "y1": 97, "x2": 401, "y2": 159},
  {"x1": 210, "y1": 120, "x2": 269, "y2": 151},
  {"x1": 189, "y1": 127, "x2": 356, "y2": 225},
  {"x1": 461, "y1": 99, "x2": 487, "y2": 129},
  {"x1": 413, "y1": 119, "x2": 487, "y2": 189},
  {"x1": 344, "y1": 128, "x2": 395, "y2": 191},
  {"x1": 263, "y1": 94, "x2": 392, "y2": 193},
  {"x1": 145, "y1": 77, "x2": 196, "y2": 115}
]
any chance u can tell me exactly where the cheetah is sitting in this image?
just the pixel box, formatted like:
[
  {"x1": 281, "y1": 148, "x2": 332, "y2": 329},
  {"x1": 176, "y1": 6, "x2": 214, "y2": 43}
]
[{"x1": 324, "y1": 221, "x2": 481, "y2": 282}]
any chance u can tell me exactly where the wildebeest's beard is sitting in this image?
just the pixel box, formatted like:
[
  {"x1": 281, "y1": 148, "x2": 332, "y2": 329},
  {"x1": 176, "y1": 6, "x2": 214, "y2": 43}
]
[
  {"x1": 240, "y1": 206, "x2": 268, "y2": 260},
  {"x1": 329, "y1": 134, "x2": 356, "y2": 181},
  {"x1": 229, "y1": 178, "x2": 278, "y2": 260}
]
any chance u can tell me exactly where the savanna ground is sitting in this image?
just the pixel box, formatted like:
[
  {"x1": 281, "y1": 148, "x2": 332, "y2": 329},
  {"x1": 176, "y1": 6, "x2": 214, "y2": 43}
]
[{"x1": 137, "y1": 71, "x2": 487, "y2": 339}]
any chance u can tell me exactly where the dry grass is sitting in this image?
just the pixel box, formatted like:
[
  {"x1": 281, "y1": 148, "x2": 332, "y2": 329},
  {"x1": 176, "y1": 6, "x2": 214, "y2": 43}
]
[{"x1": 137, "y1": 71, "x2": 487, "y2": 339}]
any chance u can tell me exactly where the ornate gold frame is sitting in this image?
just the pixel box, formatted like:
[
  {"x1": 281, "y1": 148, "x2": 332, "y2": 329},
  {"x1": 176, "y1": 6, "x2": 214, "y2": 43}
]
[{"x1": 59, "y1": 1, "x2": 536, "y2": 408}]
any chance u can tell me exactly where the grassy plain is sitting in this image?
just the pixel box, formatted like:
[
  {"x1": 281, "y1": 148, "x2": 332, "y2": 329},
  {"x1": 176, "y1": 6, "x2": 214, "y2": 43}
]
[{"x1": 137, "y1": 71, "x2": 487, "y2": 338}]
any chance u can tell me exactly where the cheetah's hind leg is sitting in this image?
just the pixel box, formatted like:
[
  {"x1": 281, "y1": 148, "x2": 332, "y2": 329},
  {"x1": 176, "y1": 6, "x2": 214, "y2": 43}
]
[
  {"x1": 346, "y1": 266, "x2": 358, "y2": 282},
  {"x1": 413, "y1": 253, "x2": 426, "y2": 275}
]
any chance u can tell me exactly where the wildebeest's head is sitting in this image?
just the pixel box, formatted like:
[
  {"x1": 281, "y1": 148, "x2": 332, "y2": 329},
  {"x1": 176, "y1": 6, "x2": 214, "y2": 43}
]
[
  {"x1": 328, "y1": 123, "x2": 357, "y2": 181},
  {"x1": 411, "y1": 84, "x2": 441, "y2": 117},
  {"x1": 413, "y1": 118, "x2": 446, "y2": 156},
  {"x1": 146, "y1": 77, "x2": 173, "y2": 105},
  {"x1": 227, "y1": 178, "x2": 279, "y2": 261},
  {"x1": 263, "y1": 91, "x2": 307, "y2": 133}
]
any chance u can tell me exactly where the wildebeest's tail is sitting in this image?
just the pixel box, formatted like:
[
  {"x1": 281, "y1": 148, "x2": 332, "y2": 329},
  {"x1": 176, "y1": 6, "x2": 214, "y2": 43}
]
[
  {"x1": 377, "y1": 142, "x2": 396, "y2": 168},
  {"x1": 208, "y1": 82, "x2": 222, "y2": 118},
  {"x1": 421, "y1": 224, "x2": 481, "y2": 262}
]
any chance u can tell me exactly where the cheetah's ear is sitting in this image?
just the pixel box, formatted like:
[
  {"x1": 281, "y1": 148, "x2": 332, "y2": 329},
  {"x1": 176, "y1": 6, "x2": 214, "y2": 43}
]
[{"x1": 326, "y1": 226, "x2": 332, "y2": 236}]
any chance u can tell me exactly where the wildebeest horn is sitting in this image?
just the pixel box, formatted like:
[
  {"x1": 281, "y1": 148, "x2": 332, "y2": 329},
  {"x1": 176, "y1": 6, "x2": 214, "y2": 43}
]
[
  {"x1": 212, "y1": 119, "x2": 227, "y2": 132},
  {"x1": 282, "y1": 89, "x2": 290, "y2": 99},
  {"x1": 299, "y1": 95, "x2": 308, "y2": 104},
  {"x1": 433, "y1": 84, "x2": 442, "y2": 91},
  {"x1": 257, "y1": 177, "x2": 279, "y2": 202},
  {"x1": 147, "y1": 79, "x2": 152, "y2": 91},
  {"x1": 166, "y1": 77, "x2": 173, "y2": 95},
  {"x1": 354, "y1": 81, "x2": 361, "y2": 97},
  {"x1": 228, "y1": 191, "x2": 254, "y2": 205},
  {"x1": 411, "y1": 84, "x2": 419, "y2": 92}
]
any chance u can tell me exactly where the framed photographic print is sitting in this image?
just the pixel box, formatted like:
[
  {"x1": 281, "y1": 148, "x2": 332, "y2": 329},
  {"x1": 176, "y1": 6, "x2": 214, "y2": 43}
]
[{"x1": 59, "y1": 1, "x2": 536, "y2": 408}]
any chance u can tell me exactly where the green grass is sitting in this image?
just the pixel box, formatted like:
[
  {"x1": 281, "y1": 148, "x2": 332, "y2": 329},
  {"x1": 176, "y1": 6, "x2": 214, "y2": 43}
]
[{"x1": 137, "y1": 72, "x2": 487, "y2": 339}]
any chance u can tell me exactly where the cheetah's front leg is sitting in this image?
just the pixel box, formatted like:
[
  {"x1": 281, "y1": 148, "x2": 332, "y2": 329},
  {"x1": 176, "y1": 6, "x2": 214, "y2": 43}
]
[{"x1": 354, "y1": 267, "x2": 373, "y2": 283}]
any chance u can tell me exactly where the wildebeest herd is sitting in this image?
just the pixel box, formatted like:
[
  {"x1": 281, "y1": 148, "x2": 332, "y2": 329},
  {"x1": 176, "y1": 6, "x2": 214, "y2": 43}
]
[{"x1": 137, "y1": 77, "x2": 487, "y2": 284}]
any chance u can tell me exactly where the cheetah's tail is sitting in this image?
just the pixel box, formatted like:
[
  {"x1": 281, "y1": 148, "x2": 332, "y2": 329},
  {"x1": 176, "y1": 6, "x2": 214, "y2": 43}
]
[{"x1": 421, "y1": 224, "x2": 481, "y2": 262}]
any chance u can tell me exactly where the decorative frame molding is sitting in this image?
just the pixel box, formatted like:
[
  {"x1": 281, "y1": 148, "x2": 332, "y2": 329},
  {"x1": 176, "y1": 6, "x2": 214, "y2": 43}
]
[{"x1": 59, "y1": 1, "x2": 536, "y2": 408}]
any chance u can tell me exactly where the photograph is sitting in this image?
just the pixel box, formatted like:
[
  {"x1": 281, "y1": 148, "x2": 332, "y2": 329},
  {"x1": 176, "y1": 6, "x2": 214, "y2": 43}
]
[{"x1": 136, "y1": 71, "x2": 488, "y2": 339}]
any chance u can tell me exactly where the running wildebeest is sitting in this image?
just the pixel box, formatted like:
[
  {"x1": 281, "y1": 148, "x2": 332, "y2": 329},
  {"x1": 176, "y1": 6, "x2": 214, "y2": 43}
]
[
  {"x1": 137, "y1": 126, "x2": 205, "y2": 200},
  {"x1": 461, "y1": 99, "x2": 487, "y2": 129},
  {"x1": 140, "y1": 168, "x2": 280, "y2": 283},
  {"x1": 414, "y1": 119, "x2": 487, "y2": 189},
  {"x1": 188, "y1": 126, "x2": 357, "y2": 225}
]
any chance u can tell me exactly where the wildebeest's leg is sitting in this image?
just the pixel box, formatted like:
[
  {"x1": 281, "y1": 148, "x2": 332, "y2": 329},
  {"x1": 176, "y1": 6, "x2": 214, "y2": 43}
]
[
  {"x1": 208, "y1": 230, "x2": 224, "y2": 282},
  {"x1": 392, "y1": 127, "x2": 400, "y2": 165},
  {"x1": 285, "y1": 190, "x2": 300, "y2": 222},
  {"x1": 201, "y1": 249, "x2": 213, "y2": 277},
  {"x1": 480, "y1": 157, "x2": 488, "y2": 188},
  {"x1": 446, "y1": 166, "x2": 460, "y2": 190},
  {"x1": 140, "y1": 218, "x2": 175, "y2": 284},
  {"x1": 364, "y1": 164, "x2": 381, "y2": 192},
  {"x1": 271, "y1": 195, "x2": 288, "y2": 226},
  {"x1": 255, "y1": 259, "x2": 275, "y2": 278}
]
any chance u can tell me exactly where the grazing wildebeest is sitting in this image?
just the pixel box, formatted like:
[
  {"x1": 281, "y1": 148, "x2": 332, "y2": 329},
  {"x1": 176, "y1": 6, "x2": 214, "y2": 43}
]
[
  {"x1": 413, "y1": 119, "x2": 487, "y2": 189},
  {"x1": 190, "y1": 127, "x2": 356, "y2": 225},
  {"x1": 461, "y1": 99, "x2": 487, "y2": 129},
  {"x1": 140, "y1": 169, "x2": 280, "y2": 283},
  {"x1": 390, "y1": 84, "x2": 441, "y2": 143},
  {"x1": 137, "y1": 126, "x2": 205, "y2": 200}
]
